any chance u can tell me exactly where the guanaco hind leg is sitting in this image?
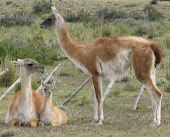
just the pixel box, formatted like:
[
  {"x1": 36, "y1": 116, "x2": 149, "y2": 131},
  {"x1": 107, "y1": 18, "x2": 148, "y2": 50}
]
[
  {"x1": 25, "y1": 120, "x2": 39, "y2": 127},
  {"x1": 92, "y1": 74, "x2": 103, "y2": 125},
  {"x1": 132, "y1": 46, "x2": 162, "y2": 126},
  {"x1": 8, "y1": 119, "x2": 21, "y2": 126}
]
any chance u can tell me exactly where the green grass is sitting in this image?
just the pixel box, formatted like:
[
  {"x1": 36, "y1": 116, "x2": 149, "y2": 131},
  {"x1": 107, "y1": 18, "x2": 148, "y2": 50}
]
[
  {"x1": 0, "y1": 0, "x2": 170, "y2": 136},
  {"x1": 123, "y1": 2, "x2": 138, "y2": 7}
]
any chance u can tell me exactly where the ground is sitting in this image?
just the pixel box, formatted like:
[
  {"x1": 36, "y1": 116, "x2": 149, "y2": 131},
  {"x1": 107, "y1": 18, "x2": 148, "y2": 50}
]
[{"x1": 0, "y1": 0, "x2": 170, "y2": 137}]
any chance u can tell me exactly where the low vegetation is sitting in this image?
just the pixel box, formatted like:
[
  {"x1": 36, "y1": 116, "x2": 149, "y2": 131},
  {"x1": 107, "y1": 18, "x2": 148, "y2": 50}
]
[
  {"x1": 0, "y1": 0, "x2": 170, "y2": 136},
  {"x1": 0, "y1": 11, "x2": 35, "y2": 27}
]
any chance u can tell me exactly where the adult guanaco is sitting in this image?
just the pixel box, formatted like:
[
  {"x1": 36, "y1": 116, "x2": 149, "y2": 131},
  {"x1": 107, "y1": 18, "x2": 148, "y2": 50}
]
[
  {"x1": 5, "y1": 59, "x2": 45, "y2": 127},
  {"x1": 40, "y1": 6, "x2": 163, "y2": 126}
]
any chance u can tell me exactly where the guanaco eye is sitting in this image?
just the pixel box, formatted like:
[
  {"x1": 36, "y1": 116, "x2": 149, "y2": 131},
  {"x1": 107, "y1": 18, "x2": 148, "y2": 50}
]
[{"x1": 28, "y1": 64, "x2": 33, "y2": 66}]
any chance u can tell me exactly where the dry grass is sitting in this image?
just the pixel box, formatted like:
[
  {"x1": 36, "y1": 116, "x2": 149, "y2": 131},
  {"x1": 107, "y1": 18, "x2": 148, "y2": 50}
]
[
  {"x1": 0, "y1": 61, "x2": 170, "y2": 136},
  {"x1": 0, "y1": 0, "x2": 170, "y2": 136}
]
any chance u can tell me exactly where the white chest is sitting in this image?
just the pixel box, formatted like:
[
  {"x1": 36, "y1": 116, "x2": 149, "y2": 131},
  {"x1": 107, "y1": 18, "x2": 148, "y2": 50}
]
[
  {"x1": 40, "y1": 105, "x2": 53, "y2": 124},
  {"x1": 13, "y1": 99, "x2": 38, "y2": 123}
]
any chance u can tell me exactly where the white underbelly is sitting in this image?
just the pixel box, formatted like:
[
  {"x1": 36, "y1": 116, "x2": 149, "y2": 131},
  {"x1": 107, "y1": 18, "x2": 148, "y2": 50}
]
[{"x1": 97, "y1": 50, "x2": 132, "y2": 80}]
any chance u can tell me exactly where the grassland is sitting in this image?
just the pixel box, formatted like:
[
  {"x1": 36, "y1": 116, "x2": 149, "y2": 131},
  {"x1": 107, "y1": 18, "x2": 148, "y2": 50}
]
[{"x1": 0, "y1": 0, "x2": 170, "y2": 137}]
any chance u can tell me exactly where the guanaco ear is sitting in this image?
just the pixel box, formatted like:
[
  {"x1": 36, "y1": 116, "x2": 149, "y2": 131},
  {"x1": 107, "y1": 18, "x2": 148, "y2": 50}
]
[
  {"x1": 51, "y1": 81, "x2": 56, "y2": 88},
  {"x1": 41, "y1": 80, "x2": 46, "y2": 87},
  {"x1": 12, "y1": 59, "x2": 24, "y2": 66},
  {"x1": 51, "y1": 6, "x2": 59, "y2": 16}
]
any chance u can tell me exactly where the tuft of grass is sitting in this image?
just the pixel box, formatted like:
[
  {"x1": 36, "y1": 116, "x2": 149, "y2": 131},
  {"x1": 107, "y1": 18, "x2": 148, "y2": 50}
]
[
  {"x1": 102, "y1": 26, "x2": 112, "y2": 37},
  {"x1": 0, "y1": 11, "x2": 35, "y2": 27},
  {"x1": 0, "y1": 129, "x2": 20, "y2": 137},
  {"x1": 0, "y1": 56, "x2": 18, "y2": 87},
  {"x1": 123, "y1": 2, "x2": 138, "y2": 7},
  {"x1": 124, "y1": 82, "x2": 139, "y2": 92}
]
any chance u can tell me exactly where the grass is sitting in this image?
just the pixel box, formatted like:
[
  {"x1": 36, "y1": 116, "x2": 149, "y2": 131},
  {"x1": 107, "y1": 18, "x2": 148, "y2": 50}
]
[{"x1": 0, "y1": 0, "x2": 170, "y2": 136}]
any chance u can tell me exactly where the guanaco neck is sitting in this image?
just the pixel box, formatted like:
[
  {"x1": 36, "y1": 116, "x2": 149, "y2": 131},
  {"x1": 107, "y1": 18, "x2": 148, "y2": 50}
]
[
  {"x1": 54, "y1": 17, "x2": 79, "y2": 58},
  {"x1": 43, "y1": 96, "x2": 53, "y2": 112},
  {"x1": 20, "y1": 66, "x2": 32, "y2": 103}
]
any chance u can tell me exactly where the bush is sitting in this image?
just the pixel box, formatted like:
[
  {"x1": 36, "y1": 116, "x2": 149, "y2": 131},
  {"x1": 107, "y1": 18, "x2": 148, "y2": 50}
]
[
  {"x1": 96, "y1": 8, "x2": 127, "y2": 21},
  {"x1": 156, "y1": 77, "x2": 168, "y2": 86},
  {"x1": 6, "y1": 1, "x2": 12, "y2": 5},
  {"x1": 33, "y1": 0, "x2": 52, "y2": 13},
  {"x1": 0, "y1": 11, "x2": 35, "y2": 27},
  {"x1": 151, "y1": 0, "x2": 158, "y2": 4},
  {"x1": 0, "y1": 35, "x2": 58, "y2": 65},
  {"x1": 65, "y1": 9, "x2": 91, "y2": 22},
  {"x1": 129, "y1": 11, "x2": 148, "y2": 20},
  {"x1": 165, "y1": 85, "x2": 170, "y2": 93},
  {"x1": 143, "y1": 5, "x2": 164, "y2": 21}
]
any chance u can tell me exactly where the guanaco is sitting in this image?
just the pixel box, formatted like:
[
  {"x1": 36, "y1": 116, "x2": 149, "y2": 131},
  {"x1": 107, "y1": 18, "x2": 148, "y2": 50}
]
[
  {"x1": 40, "y1": 6, "x2": 163, "y2": 126},
  {"x1": 38, "y1": 81, "x2": 67, "y2": 126},
  {"x1": 5, "y1": 59, "x2": 45, "y2": 127}
]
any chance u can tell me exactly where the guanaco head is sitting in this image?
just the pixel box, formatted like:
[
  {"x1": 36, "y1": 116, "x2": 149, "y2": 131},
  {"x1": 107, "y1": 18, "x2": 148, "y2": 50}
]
[
  {"x1": 12, "y1": 58, "x2": 45, "y2": 74},
  {"x1": 41, "y1": 81, "x2": 55, "y2": 97},
  {"x1": 40, "y1": 6, "x2": 64, "y2": 29},
  {"x1": 40, "y1": 14, "x2": 56, "y2": 29}
]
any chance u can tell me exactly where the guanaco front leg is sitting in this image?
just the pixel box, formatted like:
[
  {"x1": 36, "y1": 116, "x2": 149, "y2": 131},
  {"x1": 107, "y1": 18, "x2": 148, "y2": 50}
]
[
  {"x1": 38, "y1": 121, "x2": 44, "y2": 126},
  {"x1": 25, "y1": 120, "x2": 39, "y2": 127},
  {"x1": 8, "y1": 119, "x2": 21, "y2": 126},
  {"x1": 48, "y1": 121, "x2": 60, "y2": 126}
]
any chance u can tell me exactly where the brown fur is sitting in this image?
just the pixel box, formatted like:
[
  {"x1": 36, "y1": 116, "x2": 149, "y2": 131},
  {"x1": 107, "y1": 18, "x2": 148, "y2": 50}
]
[
  {"x1": 5, "y1": 59, "x2": 45, "y2": 127},
  {"x1": 39, "y1": 83, "x2": 67, "y2": 126},
  {"x1": 40, "y1": 9, "x2": 163, "y2": 126}
]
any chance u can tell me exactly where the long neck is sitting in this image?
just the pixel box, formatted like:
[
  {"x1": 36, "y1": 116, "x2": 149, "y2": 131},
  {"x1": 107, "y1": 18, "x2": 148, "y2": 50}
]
[
  {"x1": 55, "y1": 17, "x2": 79, "y2": 58},
  {"x1": 44, "y1": 96, "x2": 53, "y2": 111},
  {"x1": 20, "y1": 66, "x2": 32, "y2": 102}
]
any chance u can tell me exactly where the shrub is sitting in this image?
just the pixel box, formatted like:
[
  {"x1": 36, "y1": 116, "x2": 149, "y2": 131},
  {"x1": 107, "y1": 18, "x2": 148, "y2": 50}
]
[
  {"x1": 5, "y1": 1, "x2": 12, "y2": 5},
  {"x1": 96, "y1": 8, "x2": 127, "y2": 21},
  {"x1": 0, "y1": 35, "x2": 58, "y2": 65},
  {"x1": 65, "y1": 9, "x2": 91, "y2": 22},
  {"x1": 151, "y1": 0, "x2": 158, "y2": 4},
  {"x1": 166, "y1": 72, "x2": 170, "y2": 80},
  {"x1": 165, "y1": 85, "x2": 170, "y2": 93},
  {"x1": 124, "y1": 2, "x2": 138, "y2": 7},
  {"x1": 0, "y1": 11, "x2": 35, "y2": 27},
  {"x1": 143, "y1": 5, "x2": 164, "y2": 21},
  {"x1": 156, "y1": 77, "x2": 168, "y2": 86},
  {"x1": 129, "y1": 11, "x2": 147, "y2": 20},
  {"x1": 39, "y1": 73, "x2": 61, "y2": 84},
  {"x1": 33, "y1": 0, "x2": 52, "y2": 13}
]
